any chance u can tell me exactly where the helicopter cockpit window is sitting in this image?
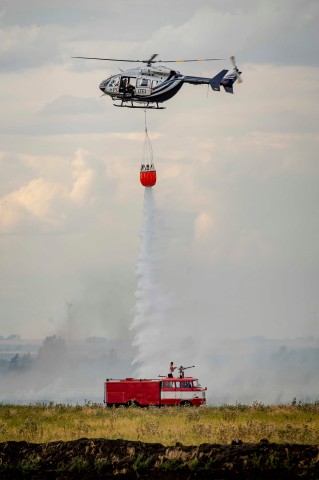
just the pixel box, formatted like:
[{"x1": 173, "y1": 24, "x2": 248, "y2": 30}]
[{"x1": 109, "y1": 76, "x2": 120, "y2": 87}]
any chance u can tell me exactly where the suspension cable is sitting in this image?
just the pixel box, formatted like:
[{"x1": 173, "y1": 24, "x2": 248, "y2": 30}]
[{"x1": 143, "y1": 109, "x2": 153, "y2": 165}]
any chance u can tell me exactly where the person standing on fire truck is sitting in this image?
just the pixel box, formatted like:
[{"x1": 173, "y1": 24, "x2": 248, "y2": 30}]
[{"x1": 168, "y1": 361, "x2": 176, "y2": 378}]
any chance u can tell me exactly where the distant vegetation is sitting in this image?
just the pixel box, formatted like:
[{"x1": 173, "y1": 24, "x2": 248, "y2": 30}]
[
  {"x1": 1, "y1": 401, "x2": 319, "y2": 445},
  {"x1": 0, "y1": 335, "x2": 65, "y2": 374}
]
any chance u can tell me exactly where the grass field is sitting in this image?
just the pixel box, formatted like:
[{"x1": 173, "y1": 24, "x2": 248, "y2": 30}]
[{"x1": 1, "y1": 401, "x2": 319, "y2": 446}]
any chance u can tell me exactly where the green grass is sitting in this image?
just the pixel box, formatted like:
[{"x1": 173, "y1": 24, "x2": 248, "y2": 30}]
[{"x1": 0, "y1": 401, "x2": 319, "y2": 445}]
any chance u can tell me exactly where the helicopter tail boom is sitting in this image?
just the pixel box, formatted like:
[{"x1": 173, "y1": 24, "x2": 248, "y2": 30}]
[{"x1": 184, "y1": 68, "x2": 241, "y2": 94}]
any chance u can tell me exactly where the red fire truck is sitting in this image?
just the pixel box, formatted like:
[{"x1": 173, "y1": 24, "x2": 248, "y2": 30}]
[{"x1": 104, "y1": 376, "x2": 207, "y2": 407}]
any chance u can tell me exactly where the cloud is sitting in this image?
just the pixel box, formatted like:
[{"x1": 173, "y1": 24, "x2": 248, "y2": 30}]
[
  {"x1": 69, "y1": 150, "x2": 94, "y2": 202},
  {"x1": 142, "y1": 1, "x2": 319, "y2": 67},
  {"x1": 0, "y1": 178, "x2": 65, "y2": 232},
  {"x1": 42, "y1": 95, "x2": 105, "y2": 115},
  {"x1": 0, "y1": 24, "x2": 63, "y2": 71},
  {"x1": 2, "y1": 0, "x2": 318, "y2": 73},
  {"x1": 194, "y1": 211, "x2": 215, "y2": 242},
  {"x1": 0, "y1": 149, "x2": 97, "y2": 233}
]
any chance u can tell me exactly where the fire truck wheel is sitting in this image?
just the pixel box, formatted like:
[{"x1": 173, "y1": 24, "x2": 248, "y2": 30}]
[
  {"x1": 180, "y1": 401, "x2": 193, "y2": 407},
  {"x1": 126, "y1": 400, "x2": 138, "y2": 407}
]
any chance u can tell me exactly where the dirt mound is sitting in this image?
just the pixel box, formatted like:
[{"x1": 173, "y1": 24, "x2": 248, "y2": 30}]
[{"x1": 0, "y1": 437, "x2": 318, "y2": 479}]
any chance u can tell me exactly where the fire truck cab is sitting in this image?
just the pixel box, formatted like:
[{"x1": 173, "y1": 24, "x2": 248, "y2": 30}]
[{"x1": 104, "y1": 376, "x2": 206, "y2": 407}]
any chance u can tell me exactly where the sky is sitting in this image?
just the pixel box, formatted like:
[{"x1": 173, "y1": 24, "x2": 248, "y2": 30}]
[{"x1": 0, "y1": 0, "x2": 319, "y2": 348}]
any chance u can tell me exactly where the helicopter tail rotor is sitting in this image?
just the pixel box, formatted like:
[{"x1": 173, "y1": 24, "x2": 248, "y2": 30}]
[
  {"x1": 216, "y1": 56, "x2": 242, "y2": 94},
  {"x1": 230, "y1": 55, "x2": 243, "y2": 83}
]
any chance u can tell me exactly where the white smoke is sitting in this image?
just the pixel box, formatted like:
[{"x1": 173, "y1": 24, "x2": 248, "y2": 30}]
[
  {"x1": 130, "y1": 188, "x2": 319, "y2": 405},
  {"x1": 0, "y1": 335, "x2": 134, "y2": 404}
]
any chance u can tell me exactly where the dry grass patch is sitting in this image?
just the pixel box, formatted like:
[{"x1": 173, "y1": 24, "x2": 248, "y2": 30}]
[{"x1": 1, "y1": 402, "x2": 319, "y2": 445}]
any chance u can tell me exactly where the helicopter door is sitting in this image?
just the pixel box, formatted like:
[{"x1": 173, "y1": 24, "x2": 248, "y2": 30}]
[
  {"x1": 119, "y1": 77, "x2": 136, "y2": 96},
  {"x1": 136, "y1": 77, "x2": 152, "y2": 96}
]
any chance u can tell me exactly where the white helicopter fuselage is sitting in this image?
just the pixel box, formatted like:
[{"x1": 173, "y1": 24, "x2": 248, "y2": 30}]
[
  {"x1": 99, "y1": 65, "x2": 185, "y2": 107},
  {"x1": 99, "y1": 64, "x2": 240, "y2": 108}
]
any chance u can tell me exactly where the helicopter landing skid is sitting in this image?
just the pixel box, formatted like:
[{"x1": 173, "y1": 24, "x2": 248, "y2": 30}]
[{"x1": 113, "y1": 102, "x2": 165, "y2": 110}]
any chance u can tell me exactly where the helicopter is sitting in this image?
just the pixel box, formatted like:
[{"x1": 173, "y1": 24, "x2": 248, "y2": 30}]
[{"x1": 72, "y1": 54, "x2": 242, "y2": 109}]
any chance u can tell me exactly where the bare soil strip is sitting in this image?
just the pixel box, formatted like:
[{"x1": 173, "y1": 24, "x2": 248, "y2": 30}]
[{"x1": 0, "y1": 438, "x2": 319, "y2": 479}]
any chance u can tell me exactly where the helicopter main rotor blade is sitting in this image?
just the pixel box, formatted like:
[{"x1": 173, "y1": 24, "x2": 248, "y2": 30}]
[
  {"x1": 157, "y1": 58, "x2": 225, "y2": 63},
  {"x1": 72, "y1": 56, "x2": 225, "y2": 64},
  {"x1": 72, "y1": 56, "x2": 143, "y2": 62}
]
